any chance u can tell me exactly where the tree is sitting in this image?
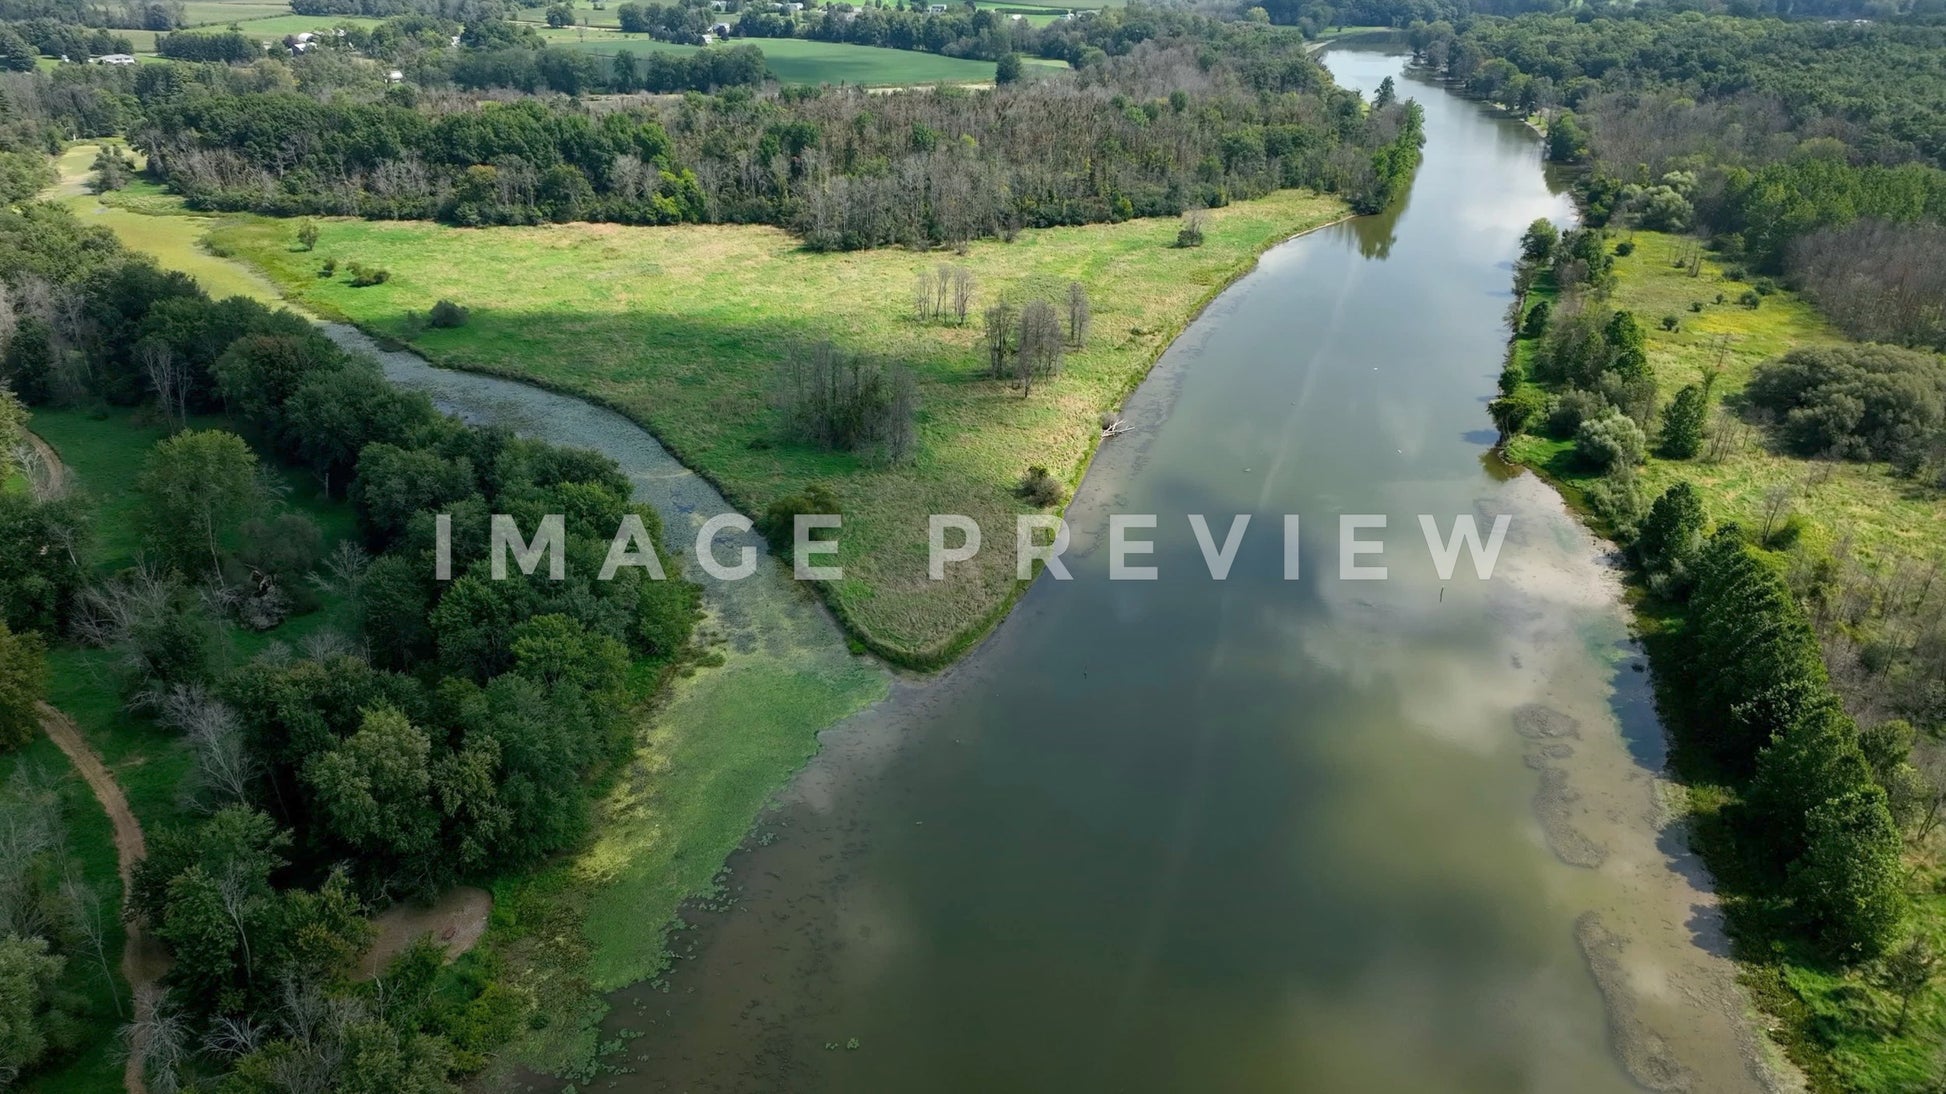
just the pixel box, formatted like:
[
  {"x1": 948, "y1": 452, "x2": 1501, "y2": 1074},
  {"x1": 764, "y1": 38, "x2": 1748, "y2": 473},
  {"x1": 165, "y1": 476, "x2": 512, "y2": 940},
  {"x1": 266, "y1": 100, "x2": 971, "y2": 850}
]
[
  {"x1": 137, "y1": 430, "x2": 262, "y2": 583},
  {"x1": 1373, "y1": 75, "x2": 1396, "y2": 109},
  {"x1": 948, "y1": 267, "x2": 974, "y2": 326},
  {"x1": 296, "y1": 220, "x2": 320, "y2": 252},
  {"x1": 1634, "y1": 481, "x2": 1705, "y2": 589},
  {"x1": 304, "y1": 705, "x2": 440, "y2": 886},
  {"x1": 1519, "y1": 217, "x2": 1558, "y2": 264},
  {"x1": 0, "y1": 622, "x2": 47, "y2": 753},
  {"x1": 1065, "y1": 282, "x2": 1090, "y2": 347},
  {"x1": 0, "y1": 385, "x2": 22, "y2": 483},
  {"x1": 983, "y1": 300, "x2": 1016, "y2": 380},
  {"x1": 995, "y1": 52, "x2": 1022, "y2": 85},
  {"x1": 1659, "y1": 382, "x2": 1709, "y2": 459},
  {"x1": 1015, "y1": 299, "x2": 1063, "y2": 397},
  {"x1": 1790, "y1": 786, "x2": 1907, "y2": 961},
  {"x1": 1881, "y1": 938, "x2": 1937, "y2": 1035},
  {"x1": 1520, "y1": 300, "x2": 1550, "y2": 339},
  {"x1": 0, "y1": 934, "x2": 66, "y2": 1081}
]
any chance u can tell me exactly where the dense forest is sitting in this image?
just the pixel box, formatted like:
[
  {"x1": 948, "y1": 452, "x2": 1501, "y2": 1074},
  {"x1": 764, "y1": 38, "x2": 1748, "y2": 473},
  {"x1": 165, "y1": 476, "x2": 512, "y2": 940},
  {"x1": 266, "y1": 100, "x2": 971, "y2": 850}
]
[
  {"x1": 1417, "y1": 11, "x2": 1946, "y2": 350},
  {"x1": 0, "y1": 197, "x2": 697, "y2": 1088},
  {"x1": 122, "y1": 9, "x2": 1421, "y2": 247}
]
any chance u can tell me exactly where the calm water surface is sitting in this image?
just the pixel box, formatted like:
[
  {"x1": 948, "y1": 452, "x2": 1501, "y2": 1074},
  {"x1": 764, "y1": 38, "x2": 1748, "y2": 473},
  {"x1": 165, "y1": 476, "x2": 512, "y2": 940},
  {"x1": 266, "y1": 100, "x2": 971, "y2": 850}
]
[{"x1": 547, "y1": 48, "x2": 1773, "y2": 1094}]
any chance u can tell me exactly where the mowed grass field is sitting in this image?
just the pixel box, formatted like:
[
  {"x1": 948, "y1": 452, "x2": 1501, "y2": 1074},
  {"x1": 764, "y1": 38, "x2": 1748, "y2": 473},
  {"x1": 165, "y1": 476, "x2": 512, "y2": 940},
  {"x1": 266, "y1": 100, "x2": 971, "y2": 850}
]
[
  {"x1": 210, "y1": 190, "x2": 1350, "y2": 663},
  {"x1": 1507, "y1": 230, "x2": 1945, "y2": 573},
  {"x1": 539, "y1": 28, "x2": 1066, "y2": 85}
]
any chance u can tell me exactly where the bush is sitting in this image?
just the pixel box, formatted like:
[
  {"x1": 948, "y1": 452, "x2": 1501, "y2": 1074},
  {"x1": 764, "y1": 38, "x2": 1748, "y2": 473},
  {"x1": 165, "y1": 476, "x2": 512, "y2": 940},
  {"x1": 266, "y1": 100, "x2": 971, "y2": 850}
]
[
  {"x1": 1545, "y1": 388, "x2": 1609, "y2": 438},
  {"x1": 1660, "y1": 315, "x2": 1680, "y2": 331},
  {"x1": 428, "y1": 300, "x2": 469, "y2": 328},
  {"x1": 1015, "y1": 465, "x2": 1064, "y2": 508},
  {"x1": 319, "y1": 258, "x2": 336, "y2": 278},
  {"x1": 1688, "y1": 300, "x2": 1704, "y2": 312},
  {"x1": 1746, "y1": 344, "x2": 1946, "y2": 462},
  {"x1": 344, "y1": 261, "x2": 391, "y2": 287},
  {"x1": 1613, "y1": 240, "x2": 1635, "y2": 257},
  {"x1": 1738, "y1": 289, "x2": 1762, "y2": 309},
  {"x1": 1574, "y1": 412, "x2": 1647, "y2": 471},
  {"x1": 757, "y1": 483, "x2": 841, "y2": 553}
]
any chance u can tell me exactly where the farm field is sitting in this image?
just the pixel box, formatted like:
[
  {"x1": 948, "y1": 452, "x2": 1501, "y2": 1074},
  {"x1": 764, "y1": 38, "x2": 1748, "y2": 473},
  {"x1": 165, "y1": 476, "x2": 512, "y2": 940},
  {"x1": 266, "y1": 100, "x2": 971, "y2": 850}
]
[
  {"x1": 539, "y1": 28, "x2": 1067, "y2": 84},
  {"x1": 209, "y1": 189, "x2": 1350, "y2": 664}
]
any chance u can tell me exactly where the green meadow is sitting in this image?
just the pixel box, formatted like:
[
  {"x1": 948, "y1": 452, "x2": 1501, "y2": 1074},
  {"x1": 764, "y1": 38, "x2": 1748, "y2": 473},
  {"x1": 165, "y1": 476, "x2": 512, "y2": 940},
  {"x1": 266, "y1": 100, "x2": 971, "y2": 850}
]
[
  {"x1": 1506, "y1": 230, "x2": 1944, "y2": 572},
  {"x1": 209, "y1": 189, "x2": 1349, "y2": 665},
  {"x1": 539, "y1": 28, "x2": 1066, "y2": 85}
]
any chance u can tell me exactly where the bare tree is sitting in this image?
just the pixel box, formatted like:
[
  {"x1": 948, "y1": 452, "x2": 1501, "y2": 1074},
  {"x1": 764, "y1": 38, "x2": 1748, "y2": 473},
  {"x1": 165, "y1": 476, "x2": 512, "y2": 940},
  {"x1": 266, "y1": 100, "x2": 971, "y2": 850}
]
[
  {"x1": 934, "y1": 263, "x2": 952, "y2": 320},
  {"x1": 1016, "y1": 300, "x2": 1065, "y2": 397},
  {"x1": 1065, "y1": 281, "x2": 1091, "y2": 347},
  {"x1": 912, "y1": 268, "x2": 936, "y2": 322},
  {"x1": 984, "y1": 300, "x2": 1017, "y2": 380},
  {"x1": 949, "y1": 267, "x2": 974, "y2": 326},
  {"x1": 125, "y1": 985, "x2": 191, "y2": 1094},
  {"x1": 140, "y1": 341, "x2": 189, "y2": 433},
  {"x1": 59, "y1": 874, "x2": 122, "y2": 1016},
  {"x1": 1758, "y1": 483, "x2": 1794, "y2": 545}
]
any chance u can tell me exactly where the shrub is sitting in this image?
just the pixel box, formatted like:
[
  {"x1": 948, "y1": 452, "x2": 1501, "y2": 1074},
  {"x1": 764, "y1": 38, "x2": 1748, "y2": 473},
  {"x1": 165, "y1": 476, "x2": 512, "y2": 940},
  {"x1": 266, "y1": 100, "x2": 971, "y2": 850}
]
[
  {"x1": 343, "y1": 261, "x2": 390, "y2": 287},
  {"x1": 1738, "y1": 290, "x2": 1761, "y2": 309},
  {"x1": 1545, "y1": 388, "x2": 1609, "y2": 438},
  {"x1": 1660, "y1": 315, "x2": 1680, "y2": 332},
  {"x1": 1746, "y1": 344, "x2": 1946, "y2": 462},
  {"x1": 1175, "y1": 209, "x2": 1207, "y2": 248},
  {"x1": 1520, "y1": 300, "x2": 1551, "y2": 339},
  {"x1": 1613, "y1": 240, "x2": 1634, "y2": 257},
  {"x1": 319, "y1": 258, "x2": 336, "y2": 278},
  {"x1": 1688, "y1": 300, "x2": 1704, "y2": 312},
  {"x1": 1015, "y1": 465, "x2": 1064, "y2": 508},
  {"x1": 428, "y1": 300, "x2": 469, "y2": 328},
  {"x1": 1574, "y1": 412, "x2": 1647, "y2": 471},
  {"x1": 757, "y1": 483, "x2": 841, "y2": 553}
]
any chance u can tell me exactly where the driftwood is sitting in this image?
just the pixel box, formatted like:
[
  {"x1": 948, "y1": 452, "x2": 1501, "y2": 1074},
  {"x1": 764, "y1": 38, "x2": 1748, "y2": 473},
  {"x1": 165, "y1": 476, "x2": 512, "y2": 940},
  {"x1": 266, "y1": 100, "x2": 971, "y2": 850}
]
[{"x1": 1100, "y1": 420, "x2": 1132, "y2": 440}]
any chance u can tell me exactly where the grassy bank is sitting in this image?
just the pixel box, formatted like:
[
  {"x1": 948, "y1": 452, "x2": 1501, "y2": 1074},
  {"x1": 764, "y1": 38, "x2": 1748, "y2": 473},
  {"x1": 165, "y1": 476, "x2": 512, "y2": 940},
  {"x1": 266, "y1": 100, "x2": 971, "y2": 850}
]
[
  {"x1": 209, "y1": 188, "x2": 1350, "y2": 666},
  {"x1": 1503, "y1": 231, "x2": 1946, "y2": 1092}
]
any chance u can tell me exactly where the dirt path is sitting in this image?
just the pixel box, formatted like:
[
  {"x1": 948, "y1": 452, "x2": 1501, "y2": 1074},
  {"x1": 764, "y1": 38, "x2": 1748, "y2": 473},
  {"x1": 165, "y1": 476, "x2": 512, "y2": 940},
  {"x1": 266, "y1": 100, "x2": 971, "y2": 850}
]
[
  {"x1": 38, "y1": 703, "x2": 161, "y2": 1094},
  {"x1": 21, "y1": 430, "x2": 66, "y2": 496},
  {"x1": 356, "y1": 885, "x2": 492, "y2": 980}
]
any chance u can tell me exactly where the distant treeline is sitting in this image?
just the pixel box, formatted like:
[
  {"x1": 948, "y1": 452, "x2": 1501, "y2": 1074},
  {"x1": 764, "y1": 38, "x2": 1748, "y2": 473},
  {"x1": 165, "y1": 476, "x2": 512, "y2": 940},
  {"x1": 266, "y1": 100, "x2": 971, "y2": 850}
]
[
  {"x1": 132, "y1": 11, "x2": 1418, "y2": 247},
  {"x1": 1418, "y1": 11, "x2": 1946, "y2": 350}
]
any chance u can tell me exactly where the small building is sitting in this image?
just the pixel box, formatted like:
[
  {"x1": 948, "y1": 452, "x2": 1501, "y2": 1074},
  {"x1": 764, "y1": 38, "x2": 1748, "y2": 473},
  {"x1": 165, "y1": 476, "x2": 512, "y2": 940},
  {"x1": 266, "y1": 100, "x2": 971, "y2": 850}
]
[
  {"x1": 93, "y1": 53, "x2": 136, "y2": 65},
  {"x1": 386, "y1": 68, "x2": 405, "y2": 81},
  {"x1": 927, "y1": 3, "x2": 946, "y2": 11}
]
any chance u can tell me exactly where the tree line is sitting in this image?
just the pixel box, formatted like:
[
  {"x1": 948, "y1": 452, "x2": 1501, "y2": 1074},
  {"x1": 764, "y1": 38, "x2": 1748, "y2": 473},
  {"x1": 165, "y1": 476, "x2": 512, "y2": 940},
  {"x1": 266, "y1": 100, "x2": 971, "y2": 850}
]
[
  {"x1": 0, "y1": 195, "x2": 697, "y2": 1089},
  {"x1": 119, "y1": 8, "x2": 1414, "y2": 246}
]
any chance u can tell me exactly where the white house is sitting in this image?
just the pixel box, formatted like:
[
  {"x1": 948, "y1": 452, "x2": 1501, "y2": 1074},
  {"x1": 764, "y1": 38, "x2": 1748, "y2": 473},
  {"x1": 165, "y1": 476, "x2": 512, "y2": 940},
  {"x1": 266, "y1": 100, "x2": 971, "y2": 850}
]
[{"x1": 93, "y1": 53, "x2": 136, "y2": 65}]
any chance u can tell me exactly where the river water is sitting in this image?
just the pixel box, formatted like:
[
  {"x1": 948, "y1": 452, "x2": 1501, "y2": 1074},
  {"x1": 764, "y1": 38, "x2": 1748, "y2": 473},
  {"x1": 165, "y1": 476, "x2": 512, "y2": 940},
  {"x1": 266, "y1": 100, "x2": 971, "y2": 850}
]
[{"x1": 325, "y1": 48, "x2": 1785, "y2": 1094}]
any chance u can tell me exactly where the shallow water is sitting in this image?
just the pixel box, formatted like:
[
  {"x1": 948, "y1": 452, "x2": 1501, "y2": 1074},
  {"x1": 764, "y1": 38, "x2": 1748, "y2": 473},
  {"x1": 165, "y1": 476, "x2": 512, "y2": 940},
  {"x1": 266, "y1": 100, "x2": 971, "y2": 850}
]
[{"x1": 548, "y1": 49, "x2": 1784, "y2": 1094}]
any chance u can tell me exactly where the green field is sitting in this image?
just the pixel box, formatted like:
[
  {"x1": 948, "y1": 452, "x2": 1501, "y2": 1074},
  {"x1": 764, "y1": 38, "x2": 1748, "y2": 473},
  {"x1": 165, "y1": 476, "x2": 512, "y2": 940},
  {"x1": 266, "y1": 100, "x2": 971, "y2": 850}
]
[
  {"x1": 179, "y1": 0, "x2": 294, "y2": 25},
  {"x1": 208, "y1": 190, "x2": 1349, "y2": 665},
  {"x1": 541, "y1": 28, "x2": 1066, "y2": 85}
]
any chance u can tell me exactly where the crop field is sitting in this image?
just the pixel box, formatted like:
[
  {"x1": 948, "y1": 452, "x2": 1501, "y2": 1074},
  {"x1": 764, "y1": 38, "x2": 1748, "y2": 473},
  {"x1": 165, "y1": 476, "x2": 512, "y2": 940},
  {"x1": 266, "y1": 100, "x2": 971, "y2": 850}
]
[{"x1": 210, "y1": 190, "x2": 1350, "y2": 664}]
